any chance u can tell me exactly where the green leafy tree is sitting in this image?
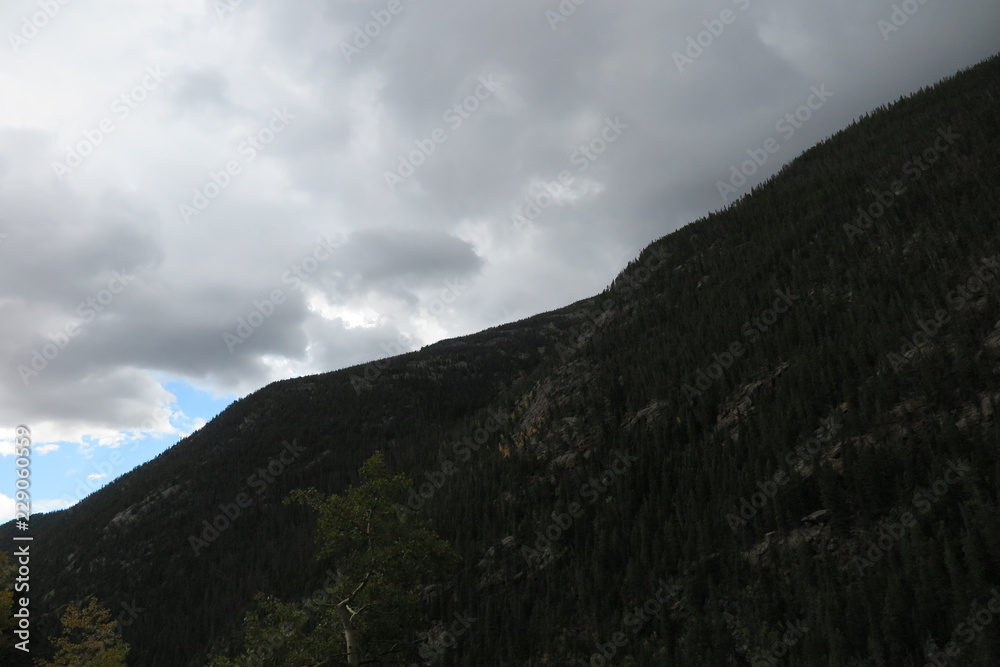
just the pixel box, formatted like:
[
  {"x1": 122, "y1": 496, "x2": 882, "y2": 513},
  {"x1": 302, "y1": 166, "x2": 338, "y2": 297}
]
[
  {"x1": 212, "y1": 452, "x2": 459, "y2": 666},
  {"x1": 205, "y1": 593, "x2": 318, "y2": 667},
  {"x1": 286, "y1": 452, "x2": 460, "y2": 666},
  {"x1": 36, "y1": 598, "x2": 129, "y2": 667}
]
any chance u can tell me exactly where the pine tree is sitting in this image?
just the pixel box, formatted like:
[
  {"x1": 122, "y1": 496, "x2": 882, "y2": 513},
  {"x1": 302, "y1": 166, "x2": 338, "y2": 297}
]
[{"x1": 35, "y1": 598, "x2": 129, "y2": 667}]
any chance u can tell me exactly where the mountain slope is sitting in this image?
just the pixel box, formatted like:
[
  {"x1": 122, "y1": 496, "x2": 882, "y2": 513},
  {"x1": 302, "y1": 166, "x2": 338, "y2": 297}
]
[{"x1": 6, "y1": 52, "x2": 1000, "y2": 666}]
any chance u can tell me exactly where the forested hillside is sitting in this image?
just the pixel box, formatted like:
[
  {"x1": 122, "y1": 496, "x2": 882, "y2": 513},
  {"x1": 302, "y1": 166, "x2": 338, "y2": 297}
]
[{"x1": 4, "y1": 53, "x2": 1000, "y2": 666}]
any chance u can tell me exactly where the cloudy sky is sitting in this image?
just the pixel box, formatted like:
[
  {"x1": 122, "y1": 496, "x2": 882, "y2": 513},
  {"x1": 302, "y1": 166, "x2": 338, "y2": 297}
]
[{"x1": 0, "y1": 0, "x2": 996, "y2": 520}]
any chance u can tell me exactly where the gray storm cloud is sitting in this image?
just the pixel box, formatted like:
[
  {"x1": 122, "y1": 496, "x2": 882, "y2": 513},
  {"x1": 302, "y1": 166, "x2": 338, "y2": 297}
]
[{"x1": 0, "y1": 0, "x2": 996, "y2": 442}]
